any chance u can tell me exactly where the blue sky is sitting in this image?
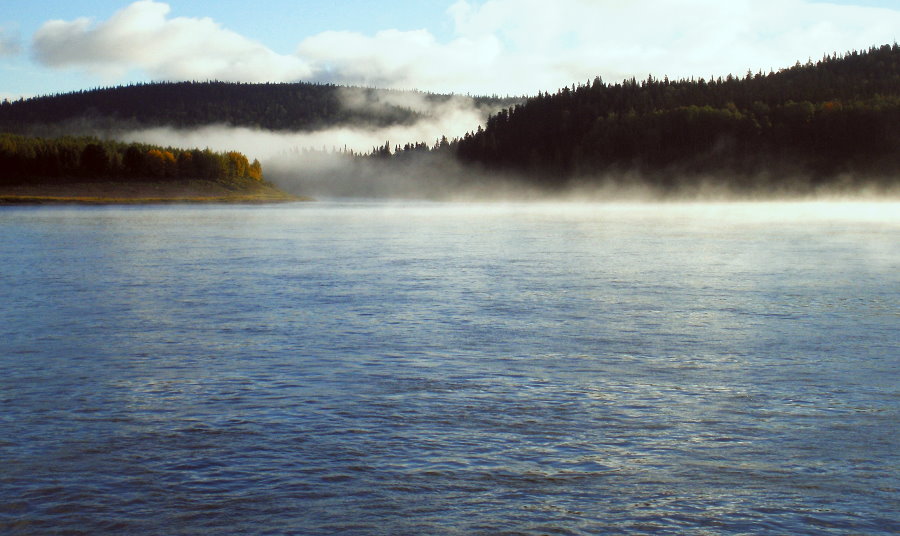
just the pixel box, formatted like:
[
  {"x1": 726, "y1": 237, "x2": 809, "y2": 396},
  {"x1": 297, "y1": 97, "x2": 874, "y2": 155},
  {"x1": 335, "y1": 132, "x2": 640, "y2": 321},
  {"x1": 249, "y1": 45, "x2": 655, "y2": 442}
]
[{"x1": 2, "y1": 0, "x2": 899, "y2": 99}]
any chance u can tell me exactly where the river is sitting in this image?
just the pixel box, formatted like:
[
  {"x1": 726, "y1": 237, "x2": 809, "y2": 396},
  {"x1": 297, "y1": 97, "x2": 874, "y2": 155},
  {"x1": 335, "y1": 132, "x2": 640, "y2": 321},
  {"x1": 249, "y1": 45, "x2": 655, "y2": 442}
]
[{"x1": 1, "y1": 200, "x2": 897, "y2": 534}]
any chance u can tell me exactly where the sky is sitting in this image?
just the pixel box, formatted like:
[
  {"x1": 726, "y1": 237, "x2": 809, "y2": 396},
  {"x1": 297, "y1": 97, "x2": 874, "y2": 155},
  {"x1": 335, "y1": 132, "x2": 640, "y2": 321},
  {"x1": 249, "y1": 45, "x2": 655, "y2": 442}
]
[{"x1": 2, "y1": 0, "x2": 900, "y2": 100}]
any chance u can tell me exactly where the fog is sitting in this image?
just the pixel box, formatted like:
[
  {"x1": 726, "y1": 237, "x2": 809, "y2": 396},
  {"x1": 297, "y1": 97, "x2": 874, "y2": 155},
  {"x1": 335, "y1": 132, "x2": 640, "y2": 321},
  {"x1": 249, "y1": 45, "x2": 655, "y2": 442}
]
[
  {"x1": 121, "y1": 92, "x2": 488, "y2": 156},
  {"x1": 258, "y1": 144, "x2": 900, "y2": 202},
  {"x1": 265, "y1": 150, "x2": 541, "y2": 200},
  {"x1": 111, "y1": 88, "x2": 516, "y2": 198},
  {"x1": 115, "y1": 119, "x2": 900, "y2": 201}
]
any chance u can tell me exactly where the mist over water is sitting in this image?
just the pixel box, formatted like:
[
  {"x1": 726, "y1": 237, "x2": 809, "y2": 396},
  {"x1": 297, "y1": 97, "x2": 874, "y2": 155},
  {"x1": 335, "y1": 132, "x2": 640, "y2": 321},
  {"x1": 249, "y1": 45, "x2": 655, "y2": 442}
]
[
  {"x1": 12, "y1": 81, "x2": 897, "y2": 202},
  {"x1": 112, "y1": 89, "x2": 517, "y2": 199},
  {"x1": 118, "y1": 90, "x2": 496, "y2": 160},
  {"x1": 262, "y1": 154, "x2": 900, "y2": 202},
  {"x1": 1, "y1": 201, "x2": 897, "y2": 535}
]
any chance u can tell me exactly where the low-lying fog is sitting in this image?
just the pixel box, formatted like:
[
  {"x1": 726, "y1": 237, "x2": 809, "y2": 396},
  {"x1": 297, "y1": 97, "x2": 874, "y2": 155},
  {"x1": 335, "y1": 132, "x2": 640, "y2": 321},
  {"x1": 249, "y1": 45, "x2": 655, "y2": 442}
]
[
  {"x1": 119, "y1": 89, "x2": 476, "y2": 157},
  {"x1": 113, "y1": 89, "x2": 517, "y2": 198},
  {"x1": 104, "y1": 88, "x2": 898, "y2": 202}
]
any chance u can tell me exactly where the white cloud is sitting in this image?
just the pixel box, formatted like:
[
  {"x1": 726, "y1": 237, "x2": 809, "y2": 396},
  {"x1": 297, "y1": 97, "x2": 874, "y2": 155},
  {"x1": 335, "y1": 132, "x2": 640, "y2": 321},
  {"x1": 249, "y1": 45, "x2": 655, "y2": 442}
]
[
  {"x1": 29, "y1": 0, "x2": 900, "y2": 94},
  {"x1": 32, "y1": 0, "x2": 311, "y2": 82},
  {"x1": 297, "y1": 29, "x2": 502, "y2": 91},
  {"x1": 298, "y1": 0, "x2": 900, "y2": 93},
  {"x1": 352, "y1": 0, "x2": 900, "y2": 93}
]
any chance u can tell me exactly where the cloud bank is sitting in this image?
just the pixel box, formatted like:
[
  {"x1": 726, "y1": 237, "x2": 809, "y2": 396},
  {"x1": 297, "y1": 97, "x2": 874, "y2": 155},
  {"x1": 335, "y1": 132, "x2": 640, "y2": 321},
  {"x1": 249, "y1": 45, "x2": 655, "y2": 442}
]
[
  {"x1": 31, "y1": 0, "x2": 900, "y2": 94},
  {"x1": 32, "y1": 0, "x2": 312, "y2": 82}
]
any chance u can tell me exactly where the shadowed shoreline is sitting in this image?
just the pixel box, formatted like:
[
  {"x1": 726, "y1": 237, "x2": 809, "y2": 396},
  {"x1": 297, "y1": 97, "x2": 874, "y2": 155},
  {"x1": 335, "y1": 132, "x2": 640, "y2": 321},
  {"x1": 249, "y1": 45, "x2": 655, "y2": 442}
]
[{"x1": 0, "y1": 180, "x2": 308, "y2": 205}]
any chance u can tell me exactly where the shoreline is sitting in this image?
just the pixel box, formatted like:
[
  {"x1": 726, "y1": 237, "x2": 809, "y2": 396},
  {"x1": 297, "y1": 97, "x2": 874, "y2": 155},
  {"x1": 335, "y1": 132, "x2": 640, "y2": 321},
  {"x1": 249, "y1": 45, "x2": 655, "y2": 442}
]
[
  {"x1": 0, "y1": 195, "x2": 310, "y2": 205},
  {"x1": 0, "y1": 180, "x2": 310, "y2": 205}
]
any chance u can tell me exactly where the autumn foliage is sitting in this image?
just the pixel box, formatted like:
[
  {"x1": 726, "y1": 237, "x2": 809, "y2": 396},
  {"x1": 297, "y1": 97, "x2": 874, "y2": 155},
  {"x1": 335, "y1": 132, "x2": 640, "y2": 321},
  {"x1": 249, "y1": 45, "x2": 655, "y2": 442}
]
[{"x1": 0, "y1": 134, "x2": 263, "y2": 185}]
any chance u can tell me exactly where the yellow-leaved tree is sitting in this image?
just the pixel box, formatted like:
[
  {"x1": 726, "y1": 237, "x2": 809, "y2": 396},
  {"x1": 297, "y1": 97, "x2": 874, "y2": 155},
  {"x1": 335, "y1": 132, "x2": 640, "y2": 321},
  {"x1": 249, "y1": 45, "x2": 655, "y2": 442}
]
[
  {"x1": 225, "y1": 151, "x2": 247, "y2": 179},
  {"x1": 146, "y1": 149, "x2": 177, "y2": 178},
  {"x1": 248, "y1": 159, "x2": 263, "y2": 180}
]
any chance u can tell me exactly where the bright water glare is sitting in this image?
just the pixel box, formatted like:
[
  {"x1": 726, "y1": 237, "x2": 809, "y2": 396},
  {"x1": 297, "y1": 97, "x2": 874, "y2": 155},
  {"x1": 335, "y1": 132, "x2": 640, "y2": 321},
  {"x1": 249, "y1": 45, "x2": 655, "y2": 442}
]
[{"x1": 1, "y1": 201, "x2": 898, "y2": 535}]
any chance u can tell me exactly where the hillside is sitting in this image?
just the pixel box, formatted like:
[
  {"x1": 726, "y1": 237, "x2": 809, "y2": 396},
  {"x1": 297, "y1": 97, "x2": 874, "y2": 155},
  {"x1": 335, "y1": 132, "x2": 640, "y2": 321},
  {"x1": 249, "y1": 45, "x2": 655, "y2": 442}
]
[
  {"x1": 451, "y1": 43, "x2": 900, "y2": 192},
  {"x1": 0, "y1": 81, "x2": 517, "y2": 134}
]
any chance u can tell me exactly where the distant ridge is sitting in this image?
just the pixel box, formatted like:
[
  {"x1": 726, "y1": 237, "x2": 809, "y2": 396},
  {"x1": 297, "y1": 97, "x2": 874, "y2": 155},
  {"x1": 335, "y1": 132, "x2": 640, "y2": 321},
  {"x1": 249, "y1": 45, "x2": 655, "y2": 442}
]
[{"x1": 0, "y1": 81, "x2": 517, "y2": 134}]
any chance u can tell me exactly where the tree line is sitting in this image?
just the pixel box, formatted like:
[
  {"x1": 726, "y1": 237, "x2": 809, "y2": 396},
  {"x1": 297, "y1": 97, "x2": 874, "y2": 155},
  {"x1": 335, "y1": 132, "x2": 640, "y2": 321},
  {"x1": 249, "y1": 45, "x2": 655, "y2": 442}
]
[
  {"x1": 0, "y1": 133, "x2": 262, "y2": 185},
  {"x1": 449, "y1": 43, "x2": 900, "y2": 190}
]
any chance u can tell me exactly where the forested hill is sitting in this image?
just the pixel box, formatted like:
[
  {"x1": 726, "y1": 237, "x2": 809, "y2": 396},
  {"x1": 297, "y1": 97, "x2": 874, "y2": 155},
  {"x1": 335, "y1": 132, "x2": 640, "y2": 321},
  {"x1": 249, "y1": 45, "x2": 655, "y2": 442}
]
[
  {"x1": 454, "y1": 43, "x2": 900, "y2": 189},
  {"x1": 0, "y1": 81, "x2": 515, "y2": 133}
]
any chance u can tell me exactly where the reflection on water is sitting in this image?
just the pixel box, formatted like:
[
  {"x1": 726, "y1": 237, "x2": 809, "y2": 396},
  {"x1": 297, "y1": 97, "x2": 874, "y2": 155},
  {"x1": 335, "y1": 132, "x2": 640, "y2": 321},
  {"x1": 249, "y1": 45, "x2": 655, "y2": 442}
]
[{"x1": 1, "y1": 201, "x2": 898, "y2": 535}]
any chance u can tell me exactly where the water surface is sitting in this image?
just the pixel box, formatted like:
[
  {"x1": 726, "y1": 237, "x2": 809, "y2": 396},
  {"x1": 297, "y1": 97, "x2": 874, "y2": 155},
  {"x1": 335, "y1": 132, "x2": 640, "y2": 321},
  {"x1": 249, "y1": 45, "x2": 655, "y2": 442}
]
[{"x1": 1, "y1": 201, "x2": 898, "y2": 535}]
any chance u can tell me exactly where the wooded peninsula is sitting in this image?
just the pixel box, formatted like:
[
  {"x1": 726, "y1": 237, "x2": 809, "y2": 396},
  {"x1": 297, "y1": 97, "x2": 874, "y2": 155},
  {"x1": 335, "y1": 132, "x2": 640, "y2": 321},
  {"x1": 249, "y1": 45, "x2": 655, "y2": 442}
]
[{"x1": 0, "y1": 135, "x2": 297, "y2": 204}]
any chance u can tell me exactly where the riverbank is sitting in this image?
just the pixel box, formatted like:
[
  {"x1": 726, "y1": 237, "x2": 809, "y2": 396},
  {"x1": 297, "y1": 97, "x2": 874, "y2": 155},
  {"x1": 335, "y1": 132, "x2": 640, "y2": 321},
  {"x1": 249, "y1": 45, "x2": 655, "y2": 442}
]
[{"x1": 0, "y1": 180, "x2": 309, "y2": 205}]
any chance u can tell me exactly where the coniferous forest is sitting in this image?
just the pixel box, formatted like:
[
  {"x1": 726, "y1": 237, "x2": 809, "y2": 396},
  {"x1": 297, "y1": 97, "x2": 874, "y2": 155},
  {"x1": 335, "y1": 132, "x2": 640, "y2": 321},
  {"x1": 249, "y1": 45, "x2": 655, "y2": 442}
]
[
  {"x1": 449, "y1": 44, "x2": 900, "y2": 192},
  {"x1": 0, "y1": 81, "x2": 515, "y2": 133},
  {"x1": 0, "y1": 82, "x2": 393, "y2": 131}
]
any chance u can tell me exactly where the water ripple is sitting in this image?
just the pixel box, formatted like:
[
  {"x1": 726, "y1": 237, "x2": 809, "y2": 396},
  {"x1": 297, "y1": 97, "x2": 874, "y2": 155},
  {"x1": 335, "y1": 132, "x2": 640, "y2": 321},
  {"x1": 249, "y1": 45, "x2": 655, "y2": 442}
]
[{"x1": 1, "y1": 202, "x2": 898, "y2": 535}]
